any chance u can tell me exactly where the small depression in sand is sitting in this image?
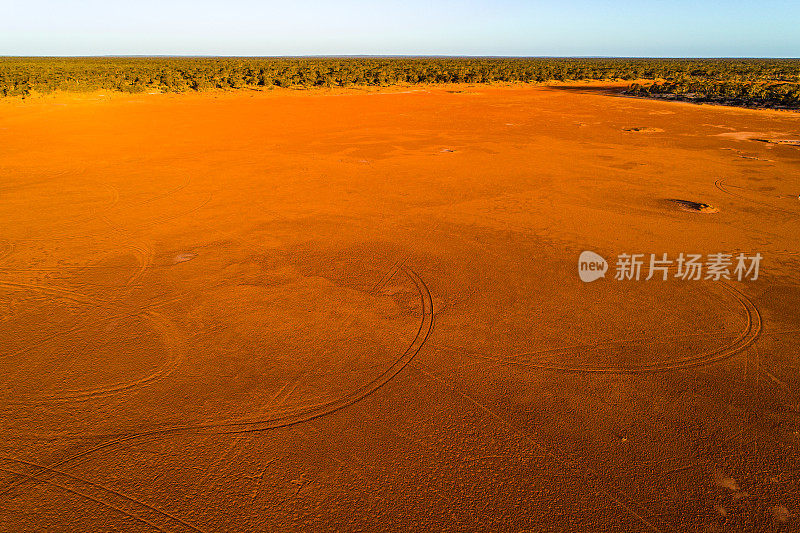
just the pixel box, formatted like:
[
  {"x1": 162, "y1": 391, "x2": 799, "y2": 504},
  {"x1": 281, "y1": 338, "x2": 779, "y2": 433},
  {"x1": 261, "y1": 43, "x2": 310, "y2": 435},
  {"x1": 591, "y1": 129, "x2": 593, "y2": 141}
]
[
  {"x1": 752, "y1": 138, "x2": 800, "y2": 147},
  {"x1": 172, "y1": 252, "x2": 198, "y2": 264},
  {"x1": 623, "y1": 126, "x2": 664, "y2": 133},
  {"x1": 665, "y1": 198, "x2": 720, "y2": 213},
  {"x1": 716, "y1": 131, "x2": 800, "y2": 146}
]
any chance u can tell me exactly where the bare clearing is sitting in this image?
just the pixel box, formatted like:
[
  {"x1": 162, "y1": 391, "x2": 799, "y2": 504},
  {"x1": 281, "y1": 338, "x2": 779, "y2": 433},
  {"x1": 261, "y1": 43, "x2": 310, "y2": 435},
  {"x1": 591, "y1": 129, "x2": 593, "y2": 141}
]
[{"x1": 1, "y1": 84, "x2": 798, "y2": 531}]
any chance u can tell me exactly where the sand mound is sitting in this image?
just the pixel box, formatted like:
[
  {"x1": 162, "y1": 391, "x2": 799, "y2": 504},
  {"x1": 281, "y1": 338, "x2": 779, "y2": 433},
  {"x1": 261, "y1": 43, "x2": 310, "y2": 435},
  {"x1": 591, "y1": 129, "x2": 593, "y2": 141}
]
[{"x1": 666, "y1": 199, "x2": 720, "y2": 213}]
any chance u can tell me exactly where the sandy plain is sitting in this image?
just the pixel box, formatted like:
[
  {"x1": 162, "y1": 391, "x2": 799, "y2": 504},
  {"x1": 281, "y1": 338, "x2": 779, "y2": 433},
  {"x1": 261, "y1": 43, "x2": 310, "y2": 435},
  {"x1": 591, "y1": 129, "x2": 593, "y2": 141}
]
[{"x1": 0, "y1": 83, "x2": 799, "y2": 531}]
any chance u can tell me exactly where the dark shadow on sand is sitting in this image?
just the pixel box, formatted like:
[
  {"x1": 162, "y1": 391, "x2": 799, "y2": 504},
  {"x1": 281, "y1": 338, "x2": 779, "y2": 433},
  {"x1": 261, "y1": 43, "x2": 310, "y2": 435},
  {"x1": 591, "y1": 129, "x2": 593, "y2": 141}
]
[{"x1": 543, "y1": 85, "x2": 629, "y2": 97}]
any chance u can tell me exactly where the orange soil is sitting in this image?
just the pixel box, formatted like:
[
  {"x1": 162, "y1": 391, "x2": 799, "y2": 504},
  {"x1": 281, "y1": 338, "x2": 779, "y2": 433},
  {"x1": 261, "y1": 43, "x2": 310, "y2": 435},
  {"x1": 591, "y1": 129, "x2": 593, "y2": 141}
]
[{"x1": 1, "y1": 84, "x2": 799, "y2": 531}]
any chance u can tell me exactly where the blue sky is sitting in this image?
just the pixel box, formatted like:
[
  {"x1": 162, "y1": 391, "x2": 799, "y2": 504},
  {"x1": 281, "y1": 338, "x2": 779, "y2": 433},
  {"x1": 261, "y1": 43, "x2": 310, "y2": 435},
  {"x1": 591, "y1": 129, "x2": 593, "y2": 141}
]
[{"x1": 2, "y1": 0, "x2": 798, "y2": 57}]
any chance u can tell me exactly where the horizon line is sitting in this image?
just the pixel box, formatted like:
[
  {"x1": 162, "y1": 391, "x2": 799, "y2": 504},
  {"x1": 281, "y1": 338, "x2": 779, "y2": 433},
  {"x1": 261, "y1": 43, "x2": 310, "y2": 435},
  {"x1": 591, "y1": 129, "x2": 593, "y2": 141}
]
[{"x1": 2, "y1": 55, "x2": 799, "y2": 60}]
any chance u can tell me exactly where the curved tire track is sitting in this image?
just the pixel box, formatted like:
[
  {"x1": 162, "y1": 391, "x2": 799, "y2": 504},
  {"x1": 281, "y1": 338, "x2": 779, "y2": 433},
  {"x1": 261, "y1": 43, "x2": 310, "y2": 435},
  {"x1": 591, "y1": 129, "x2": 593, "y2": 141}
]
[
  {"x1": 715, "y1": 179, "x2": 798, "y2": 217},
  {"x1": 0, "y1": 280, "x2": 185, "y2": 404},
  {"x1": 0, "y1": 457, "x2": 203, "y2": 533},
  {"x1": 0, "y1": 265, "x2": 434, "y2": 496},
  {"x1": 2, "y1": 177, "x2": 120, "y2": 243},
  {"x1": 5, "y1": 310, "x2": 187, "y2": 405},
  {"x1": 457, "y1": 280, "x2": 761, "y2": 374}
]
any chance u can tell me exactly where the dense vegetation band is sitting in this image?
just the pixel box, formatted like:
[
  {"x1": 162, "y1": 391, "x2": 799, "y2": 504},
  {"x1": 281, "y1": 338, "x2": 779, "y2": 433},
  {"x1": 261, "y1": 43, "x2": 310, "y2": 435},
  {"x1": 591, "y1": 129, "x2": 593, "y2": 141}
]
[{"x1": 1, "y1": 57, "x2": 799, "y2": 109}]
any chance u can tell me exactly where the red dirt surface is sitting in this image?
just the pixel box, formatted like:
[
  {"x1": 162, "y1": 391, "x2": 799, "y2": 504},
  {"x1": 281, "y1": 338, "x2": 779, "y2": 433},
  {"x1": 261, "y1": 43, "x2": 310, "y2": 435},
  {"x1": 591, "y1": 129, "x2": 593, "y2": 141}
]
[{"x1": 1, "y1": 84, "x2": 798, "y2": 531}]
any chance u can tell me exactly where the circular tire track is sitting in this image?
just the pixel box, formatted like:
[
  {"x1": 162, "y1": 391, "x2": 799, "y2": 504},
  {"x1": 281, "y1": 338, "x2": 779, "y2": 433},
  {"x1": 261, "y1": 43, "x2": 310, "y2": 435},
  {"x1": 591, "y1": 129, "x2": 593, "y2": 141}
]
[
  {"x1": 0, "y1": 282, "x2": 185, "y2": 405},
  {"x1": 2, "y1": 178, "x2": 121, "y2": 243},
  {"x1": 460, "y1": 280, "x2": 761, "y2": 374},
  {"x1": 0, "y1": 242, "x2": 158, "y2": 283},
  {"x1": 100, "y1": 191, "x2": 213, "y2": 235},
  {"x1": 715, "y1": 179, "x2": 798, "y2": 217},
  {"x1": 8, "y1": 175, "x2": 208, "y2": 243},
  {"x1": 0, "y1": 265, "x2": 434, "y2": 497}
]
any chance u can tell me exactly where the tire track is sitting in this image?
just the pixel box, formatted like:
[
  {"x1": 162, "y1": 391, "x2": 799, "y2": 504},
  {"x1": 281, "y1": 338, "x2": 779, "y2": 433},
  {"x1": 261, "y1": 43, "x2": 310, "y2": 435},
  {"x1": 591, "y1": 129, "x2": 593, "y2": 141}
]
[
  {"x1": 121, "y1": 242, "x2": 156, "y2": 291},
  {"x1": 2, "y1": 177, "x2": 121, "y2": 243},
  {"x1": 0, "y1": 457, "x2": 203, "y2": 532},
  {"x1": 92, "y1": 181, "x2": 121, "y2": 216},
  {"x1": 0, "y1": 265, "x2": 434, "y2": 496},
  {"x1": 715, "y1": 179, "x2": 798, "y2": 217},
  {"x1": 0, "y1": 280, "x2": 105, "y2": 308},
  {"x1": 410, "y1": 362, "x2": 668, "y2": 532},
  {"x1": 370, "y1": 255, "x2": 408, "y2": 294},
  {"x1": 0, "y1": 277, "x2": 186, "y2": 403},
  {"x1": 4, "y1": 310, "x2": 187, "y2": 405},
  {"x1": 129, "y1": 175, "x2": 193, "y2": 209},
  {"x1": 1, "y1": 241, "x2": 158, "y2": 326},
  {"x1": 438, "y1": 327, "x2": 739, "y2": 362},
  {"x1": 0, "y1": 241, "x2": 12, "y2": 264},
  {"x1": 0, "y1": 289, "x2": 181, "y2": 362},
  {"x1": 142, "y1": 192, "x2": 213, "y2": 229},
  {"x1": 0, "y1": 242, "x2": 154, "y2": 282},
  {"x1": 0, "y1": 278, "x2": 173, "y2": 359},
  {"x1": 0, "y1": 467, "x2": 166, "y2": 532},
  {"x1": 101, "y1": 192, "x2": 214, "y2": 234},
  {"x1": 9, "y1": 175, "x2": 206, "y2": 243},
  {"x1": 443, "y1": 280, "x2": 761, "y2": 374}
]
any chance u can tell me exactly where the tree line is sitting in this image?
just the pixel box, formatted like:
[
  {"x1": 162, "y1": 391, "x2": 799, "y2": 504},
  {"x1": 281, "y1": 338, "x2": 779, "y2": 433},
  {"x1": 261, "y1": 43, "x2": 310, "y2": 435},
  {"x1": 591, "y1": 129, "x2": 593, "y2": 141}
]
[
  {"x1": 626, "y1": 78, "x2": 800, "y2": 109},
  {"x1": 1, "y1": 57, "x2": 798, "y2": 108}
]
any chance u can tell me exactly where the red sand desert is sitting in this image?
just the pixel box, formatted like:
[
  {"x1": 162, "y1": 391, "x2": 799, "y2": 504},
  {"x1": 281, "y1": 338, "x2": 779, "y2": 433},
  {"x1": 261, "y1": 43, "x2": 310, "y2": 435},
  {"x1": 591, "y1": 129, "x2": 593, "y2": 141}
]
[{"x1": 0, "y1": 84, "x2": 799, "y2": 531}]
